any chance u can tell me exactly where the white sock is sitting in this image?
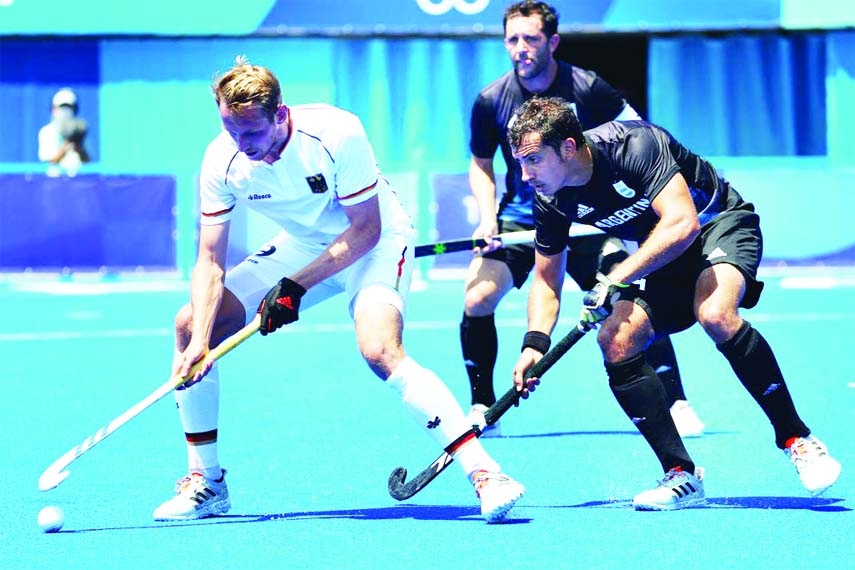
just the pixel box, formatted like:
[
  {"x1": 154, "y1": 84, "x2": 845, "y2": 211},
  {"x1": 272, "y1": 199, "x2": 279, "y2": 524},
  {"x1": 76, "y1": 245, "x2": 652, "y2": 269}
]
[
  {"x1": 386, "y1": 356, "x2": 501, "y2": 477},
  {"x1": 174, "y1": 363, "x2": 221, "y2": 479}
]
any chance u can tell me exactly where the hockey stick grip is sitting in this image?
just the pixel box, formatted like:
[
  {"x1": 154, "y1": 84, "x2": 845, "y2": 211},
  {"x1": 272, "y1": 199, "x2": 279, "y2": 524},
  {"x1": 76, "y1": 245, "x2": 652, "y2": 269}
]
[{"x1": 483, "y1": 323, "x2": 587, "y2": 426}]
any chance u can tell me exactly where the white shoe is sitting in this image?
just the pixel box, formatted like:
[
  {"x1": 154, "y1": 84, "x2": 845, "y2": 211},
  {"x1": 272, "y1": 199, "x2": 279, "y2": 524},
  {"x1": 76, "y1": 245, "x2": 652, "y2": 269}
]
[
  {"x1": 153, "y1": 470, "x2": 231, "y2": 521},
  {"x1": 471, "y1": 470, "x2": 525, "y2": 523},
  {"x1": 670, "y1": 400, "x2": 705, "y2": 438},
  {"x1": 468, "y1": 404, "x2": 502, "y2": 437},
  {"x1": 784, "y1": 436, "x2": 841, "y2": 496},
  {"x1": 633, "y1": 467, "x2": 706, "y2": 511}
]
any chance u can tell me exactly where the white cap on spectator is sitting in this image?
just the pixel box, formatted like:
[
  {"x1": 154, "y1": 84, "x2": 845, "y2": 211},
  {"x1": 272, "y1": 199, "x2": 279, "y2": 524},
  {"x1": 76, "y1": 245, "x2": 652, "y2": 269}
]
[{"x1": 52, "y1": 88, "x2": 77, "y2": 108}]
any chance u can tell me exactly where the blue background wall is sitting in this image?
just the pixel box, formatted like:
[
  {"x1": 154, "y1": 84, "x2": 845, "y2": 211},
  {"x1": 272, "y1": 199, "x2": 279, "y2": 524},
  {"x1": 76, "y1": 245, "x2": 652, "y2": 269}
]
[{"x1": 1, "y1": 2, "x2": 853, "y2": 273}]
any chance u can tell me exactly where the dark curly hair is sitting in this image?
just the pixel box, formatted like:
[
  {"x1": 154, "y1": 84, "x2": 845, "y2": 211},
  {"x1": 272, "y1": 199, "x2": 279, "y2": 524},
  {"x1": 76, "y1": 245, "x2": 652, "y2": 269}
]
[
  {"x1": 507, "y1": 97, "x2": 584, "y2": 155},
  {"x1": 503, "y1": 1, "x2": 559, "y2": 37}
]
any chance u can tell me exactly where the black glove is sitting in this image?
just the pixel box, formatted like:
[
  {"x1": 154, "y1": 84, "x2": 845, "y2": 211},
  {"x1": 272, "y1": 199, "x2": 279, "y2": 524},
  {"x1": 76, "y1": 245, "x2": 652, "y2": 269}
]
[
  {"x1": 257, "y1": 277, "x2": 306, "y2": 336},
  {"x1": 580, "y1": 273, "x2": 629, "y2": 330}
]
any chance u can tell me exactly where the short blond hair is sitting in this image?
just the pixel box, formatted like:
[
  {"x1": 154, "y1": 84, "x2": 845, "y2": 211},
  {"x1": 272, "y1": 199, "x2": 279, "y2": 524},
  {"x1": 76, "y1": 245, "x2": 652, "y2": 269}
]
[{"x1": 212, "y1": 55, "x2": 281, "y2": 120}]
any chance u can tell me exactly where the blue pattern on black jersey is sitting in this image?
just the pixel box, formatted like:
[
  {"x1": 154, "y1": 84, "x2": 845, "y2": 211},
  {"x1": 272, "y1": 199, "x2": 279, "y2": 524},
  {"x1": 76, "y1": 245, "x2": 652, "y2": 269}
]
[
  {"x1": 470, "y1": 62, "x2": 630, "y2": 226},
  {"x1": 534, "y1": 121, "x2": 748, "y2": 255}
]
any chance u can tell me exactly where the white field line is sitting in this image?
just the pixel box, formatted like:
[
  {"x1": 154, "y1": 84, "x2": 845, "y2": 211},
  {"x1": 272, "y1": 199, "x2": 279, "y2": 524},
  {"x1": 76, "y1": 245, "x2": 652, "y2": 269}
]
[
  {"x1": 1, "y1": 311, "x2": 852, "y2": 342},
  {"x1": 0, "y1": 328, "x2": 173, "y2": 342}
]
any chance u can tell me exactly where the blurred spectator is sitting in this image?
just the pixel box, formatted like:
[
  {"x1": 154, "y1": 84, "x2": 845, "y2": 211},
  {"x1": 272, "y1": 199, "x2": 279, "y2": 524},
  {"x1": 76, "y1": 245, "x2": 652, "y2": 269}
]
[{"x1": 38, "y1": 88, "x2": 90, "y2": 177}]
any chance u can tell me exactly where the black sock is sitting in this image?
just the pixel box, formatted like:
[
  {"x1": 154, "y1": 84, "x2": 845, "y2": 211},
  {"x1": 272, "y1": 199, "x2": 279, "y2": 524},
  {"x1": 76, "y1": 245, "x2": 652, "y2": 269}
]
[
  {"x1": 460, "y1": 313, "x2": 498, "y2": 406},
  {"x1": 716, "y1": 321, "x2": 810, "y2": 449},
  {"x1": 644, "y1": 336, "x2": 686, "y2": 405},
  {"x1": 607, "y1": 354, "x2": 695, "y2": 473}
]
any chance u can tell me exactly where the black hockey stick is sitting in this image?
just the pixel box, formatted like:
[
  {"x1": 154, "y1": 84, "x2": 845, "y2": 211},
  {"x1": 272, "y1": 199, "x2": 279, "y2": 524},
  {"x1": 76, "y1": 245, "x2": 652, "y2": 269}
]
[
  {"x1": 413, "y1": 230, "x2": 534, "y2": 258},
  {"x1": 387, "y1": 323, "x2": 588, "y2": 501},
  {"x1": 413, "y1": 224, "x2": 602, "y2": 258}
]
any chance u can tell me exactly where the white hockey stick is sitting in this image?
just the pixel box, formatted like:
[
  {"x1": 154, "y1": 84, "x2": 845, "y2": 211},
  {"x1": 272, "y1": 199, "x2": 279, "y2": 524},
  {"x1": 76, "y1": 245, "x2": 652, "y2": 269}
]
[{"x1": 38, "y1": 315, "x2": 260, "y2": 492}]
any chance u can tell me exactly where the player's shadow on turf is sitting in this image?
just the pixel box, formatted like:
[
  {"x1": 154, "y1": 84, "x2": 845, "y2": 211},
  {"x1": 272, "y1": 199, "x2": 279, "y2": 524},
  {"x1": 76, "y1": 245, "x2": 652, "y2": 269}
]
[
  {"x1": 63, "y1": 505, "x2": 531, "y2": 533},
  {"x1": 501, "y1": 430, "x2": 737, "y2": 439},
  {"x1": 226, "y1": 504, "x2": 531, "y2": 524},
  {"x1": 63, "y1": 498, "x2": 846, "y2": 534},
  {"x1": 560, "y1": 496, "x2": 849, "y2": 512}
]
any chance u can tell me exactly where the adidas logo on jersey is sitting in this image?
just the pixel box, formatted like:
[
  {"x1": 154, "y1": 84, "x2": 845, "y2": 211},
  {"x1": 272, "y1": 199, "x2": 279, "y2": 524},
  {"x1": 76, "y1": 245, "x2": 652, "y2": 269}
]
[
  {"x1": 577, "y1": 203, "x2": 594, "y2": 218},
  {"x1": 706, "y1": 247, "x2": 728, "y2": 260}
]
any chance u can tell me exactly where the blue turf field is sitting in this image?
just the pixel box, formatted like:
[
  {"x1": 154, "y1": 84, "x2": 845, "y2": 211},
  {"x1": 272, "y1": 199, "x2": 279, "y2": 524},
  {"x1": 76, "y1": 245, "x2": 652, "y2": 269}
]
[{"x1": 2, "y1": 270, "x2": 854, "y2": 569}]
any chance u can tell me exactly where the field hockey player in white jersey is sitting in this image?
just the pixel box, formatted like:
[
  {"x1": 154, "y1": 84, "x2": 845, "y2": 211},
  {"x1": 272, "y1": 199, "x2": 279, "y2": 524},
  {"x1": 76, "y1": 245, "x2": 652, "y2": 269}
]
[{"x1": 152, "y1": 56, "x2": 525, "y2": 524}]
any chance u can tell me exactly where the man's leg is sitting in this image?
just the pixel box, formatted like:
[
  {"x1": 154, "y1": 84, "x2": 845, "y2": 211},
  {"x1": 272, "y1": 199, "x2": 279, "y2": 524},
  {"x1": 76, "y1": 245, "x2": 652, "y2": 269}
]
[
  {"x1": 576, "y1": 235, "x2": 704, "y2": 437},
  {"x1": 355, "y1": 286, "x2": 525, "y2": 522},
  {"x1": 696, "y1": 264, "x2": 840, "y2": 496},
  {"x1": 597, "y1": 302, "x2": 705, "y2": 511},
  {"x1": 154, "y1": 233, "x2": 319, "y2": 522},
  {"x1": 153, "y1": 291, "x2": 247, "y2": 521},
  {"x1": 461, "y1": 256, "x2": 515, "y2": 435},
  {"x1": 645, "y1": 336, "x2": 685, "y2": 403},
  {"x1": 645, "y1": 335, "x2": 705, "y2": 437}
]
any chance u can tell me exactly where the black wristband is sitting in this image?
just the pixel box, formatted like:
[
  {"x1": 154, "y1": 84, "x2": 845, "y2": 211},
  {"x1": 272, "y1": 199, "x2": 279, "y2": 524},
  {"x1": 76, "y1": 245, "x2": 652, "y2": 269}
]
[
  {"x1": 278, "y1": 276, "x2": 306, "y2": 297},
  {"x1": 521, "y1": 331, "x2": 551, "y2": 354}
]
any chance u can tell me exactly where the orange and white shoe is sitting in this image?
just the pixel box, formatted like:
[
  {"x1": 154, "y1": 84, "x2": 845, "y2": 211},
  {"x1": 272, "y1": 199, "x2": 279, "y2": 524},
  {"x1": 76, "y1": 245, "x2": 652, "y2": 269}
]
[
  {"x1": 785, "y1": 436, "x2": 841, "y2": 496},
  {"x1": 471, "y1": 470, "x2": 525, "y2": 523}
]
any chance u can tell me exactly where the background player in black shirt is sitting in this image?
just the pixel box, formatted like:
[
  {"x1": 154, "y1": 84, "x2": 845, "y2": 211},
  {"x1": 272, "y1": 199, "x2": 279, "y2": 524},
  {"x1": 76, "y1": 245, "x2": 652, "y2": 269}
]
[
  {"x1": 462, "y1": 0, "x2": 703, "y2": 438},
  {"x1": 508, "y1": 96, "x2": 841, "y2": 510}
]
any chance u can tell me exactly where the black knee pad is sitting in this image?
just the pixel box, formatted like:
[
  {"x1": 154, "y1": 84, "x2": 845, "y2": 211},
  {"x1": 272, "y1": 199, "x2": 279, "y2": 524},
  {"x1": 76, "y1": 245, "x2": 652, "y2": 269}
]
[
  {"x1": 716, "y1": 320, "x2": 754, "y2": 358},
  {"x1": 605, "y1": 353, "x2": 649, "y2": 389}
]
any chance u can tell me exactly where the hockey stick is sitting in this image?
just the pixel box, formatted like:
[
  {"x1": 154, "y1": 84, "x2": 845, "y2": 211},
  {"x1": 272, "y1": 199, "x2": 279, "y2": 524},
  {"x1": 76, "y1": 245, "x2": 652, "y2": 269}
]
[
  {"x1": 414, "y1": 230, "x2": 534, "y2": 258},
  {"x1": 387, "y1": 323, "x2": 589, "y2": 501},
  {"x1": 38, "y1": 315, "x2": 261, "y2": 492},
  {"x1": 413, "y1": 224, "x2": 603, "y2": 258}
]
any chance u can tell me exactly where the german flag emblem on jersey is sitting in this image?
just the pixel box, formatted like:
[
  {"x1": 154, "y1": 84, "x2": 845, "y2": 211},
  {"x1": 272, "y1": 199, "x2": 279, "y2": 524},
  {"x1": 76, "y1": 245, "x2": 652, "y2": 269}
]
[{"x1": 306, "y1": 174, "x2": 329, "y2": 194}]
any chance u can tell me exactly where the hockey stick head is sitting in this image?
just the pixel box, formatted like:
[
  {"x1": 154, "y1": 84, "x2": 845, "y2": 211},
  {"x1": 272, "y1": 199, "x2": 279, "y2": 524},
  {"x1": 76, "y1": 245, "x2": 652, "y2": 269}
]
[
  {"x1": 387, "y1": 467, "x2": 410, "y2": 500},
  {"x1": 388, "y1": 449, "x2": 456, "y2": 501},
  {"x1": 388, "y1": 429, "x2": 472, "y2": 500},
  {"x1": 39, "y1": 441, "x2": 89, "y2": 491},
  {"x1": 38, "y1": 466, "x2": 70, "y2": 492},
  {"x1": 36, "y1": 318, "x2": 261, "y2": 494}
]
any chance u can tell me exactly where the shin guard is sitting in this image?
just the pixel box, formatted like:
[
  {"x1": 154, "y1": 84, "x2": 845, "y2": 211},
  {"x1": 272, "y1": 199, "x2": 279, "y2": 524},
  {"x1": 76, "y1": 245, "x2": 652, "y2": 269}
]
[{"x1": 607, "y1": 354, "x2": 694, "y2": 473}]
